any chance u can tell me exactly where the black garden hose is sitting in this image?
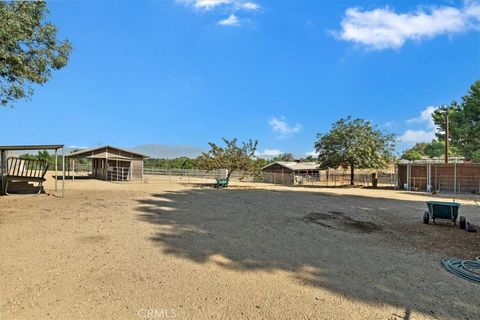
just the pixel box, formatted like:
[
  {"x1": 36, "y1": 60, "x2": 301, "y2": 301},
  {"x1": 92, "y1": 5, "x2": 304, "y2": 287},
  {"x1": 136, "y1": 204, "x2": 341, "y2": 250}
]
[{"x1": 441, "y1": 257, "x2": 480, "y2": 284}]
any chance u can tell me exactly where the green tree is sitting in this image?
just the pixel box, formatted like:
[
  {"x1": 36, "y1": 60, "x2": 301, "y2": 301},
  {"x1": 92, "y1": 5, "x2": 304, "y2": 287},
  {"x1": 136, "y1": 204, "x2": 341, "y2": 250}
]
[
  {"x1": 197, "y1": 138, "x2": 258, "y2": 179},
  {"x1": 303, "y1": 155, "x2": 316, "y2": 162},
  {"x1": 423, "y1": 140, "x2": 445, "y2": 158},
  {"x1": 432, "y1": 80, "x2": 480, "y2": 161},
  {"x1": 144, "y1": 157, "x2": 198, "y2": 169},
  {"x1": 0, "y1": 1, "x2": 72, "y2": 107},
  {"x1": 252, "y1": 158, "x2": 270, "y2": 182},
  {"x1": 314, "y1": 117, "x2": 395, "y2": 185},
  {"x1": 272, "y1": 153, "x2": 295, "y2": 162},
  {"x1": 400, "y1": 140, "x2": 446, "y2": 160},
  {"x1": 401, "y1": 149, "x2": 423, "y2": 161}
]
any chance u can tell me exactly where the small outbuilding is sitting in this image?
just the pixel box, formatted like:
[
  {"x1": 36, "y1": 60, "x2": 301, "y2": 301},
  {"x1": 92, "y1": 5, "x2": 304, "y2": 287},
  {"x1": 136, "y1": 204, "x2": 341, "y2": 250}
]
[
  {"x1": 261, "y1": 161, "x2": 320, "y2": 184},
  {"x1": 262, "y1": 161, "x2": 320, "y2": 174},
  {"x1": 396, "y1": 160, "x2": 480, "y2": 193},
  {"x1": 66, "y1": 146, "x2": 148, "y2": 181}
]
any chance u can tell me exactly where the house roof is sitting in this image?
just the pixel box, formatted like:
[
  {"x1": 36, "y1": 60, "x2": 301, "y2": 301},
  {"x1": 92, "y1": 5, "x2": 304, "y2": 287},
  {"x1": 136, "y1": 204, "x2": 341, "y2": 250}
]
[
  {"x1": 262, "y1": 161, "x2": 319, "y2": 171},
  {"x1": 66, "y1": 145, "x2": 148, "y2": 159}
]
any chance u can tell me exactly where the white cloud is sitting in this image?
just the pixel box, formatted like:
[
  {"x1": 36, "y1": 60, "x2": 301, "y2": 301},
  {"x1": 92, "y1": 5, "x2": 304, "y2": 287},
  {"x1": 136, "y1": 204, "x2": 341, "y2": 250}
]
[
  {"x1": 176, "y1": 0, "x2": 260, "y2": 11},
  {"x1": 305, "y1": 150, "x2": 319, "y2": 157},
  {"x1": 382, "y1": 121, "x2": 396, "y2": 128},
  {"x1": 197, "y1": 0, "x2": 230, "y2": 10},
  {"x1": 398, "y1": 129, "x2": 435, "y2": 143},
  {"x1": 176, "y1": 0, "x2": 259, "y2": 27},
  {"x1": 398, "y1": 106, "x2": 439, "y2": 144},
  {"x1": 406, "y1": 106, "x2": 437, "y2": 128},
  {"x1": 218, "y1": 14, "x2": 240, "y2": 26},
  {"x1": 334, "y1": 1, "x2": 480, "y2": 50},
  {"x1": 269, "y1": 116, "x2": 301, "y2": 139},
  {"x1": 176, "y1": 0, "x2": 230, "y2": 10},
  {"x1": 237, "y1": 2, "x2": 259, "y2": 11},
  {"x1": 257, "y1": 149, "x2": 283, "y2": 156}
]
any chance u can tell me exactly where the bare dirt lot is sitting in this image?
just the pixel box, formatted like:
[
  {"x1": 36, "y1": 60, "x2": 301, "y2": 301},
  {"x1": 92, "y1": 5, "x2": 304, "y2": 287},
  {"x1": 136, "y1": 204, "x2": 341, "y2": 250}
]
[{"x1": 1, "y1": 176, "x2": 479, "y2": 320}]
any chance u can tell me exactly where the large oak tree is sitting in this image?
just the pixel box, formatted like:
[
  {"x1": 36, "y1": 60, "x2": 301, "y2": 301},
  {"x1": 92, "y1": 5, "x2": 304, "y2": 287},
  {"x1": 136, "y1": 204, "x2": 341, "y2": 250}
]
[
  {"x1": 315, "y1": 117, "x2": 395, "y2": 185},
  {"x1": 0, "y1": 1, "x2": 71, "y2": 107}
]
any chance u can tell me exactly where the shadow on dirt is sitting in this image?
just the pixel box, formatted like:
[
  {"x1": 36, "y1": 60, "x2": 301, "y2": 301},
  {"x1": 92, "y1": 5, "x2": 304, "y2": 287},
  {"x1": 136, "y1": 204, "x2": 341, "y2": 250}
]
[{"x1": 135, "y1": 187, "x2": 480, "y2": 319}]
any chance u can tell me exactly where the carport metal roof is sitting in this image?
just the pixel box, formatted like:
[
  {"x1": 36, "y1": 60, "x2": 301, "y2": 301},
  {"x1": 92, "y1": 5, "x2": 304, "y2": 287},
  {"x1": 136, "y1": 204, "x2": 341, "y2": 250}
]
[{"x1": 0, "y1": 144, "x2": 64, "y2": 151}]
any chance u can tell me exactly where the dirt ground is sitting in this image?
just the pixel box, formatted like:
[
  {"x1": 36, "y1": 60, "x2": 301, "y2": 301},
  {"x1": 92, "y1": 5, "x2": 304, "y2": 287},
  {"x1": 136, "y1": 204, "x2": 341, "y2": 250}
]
[{"x1": 1, "y1": 175, "x2": 479, "y2": 320}]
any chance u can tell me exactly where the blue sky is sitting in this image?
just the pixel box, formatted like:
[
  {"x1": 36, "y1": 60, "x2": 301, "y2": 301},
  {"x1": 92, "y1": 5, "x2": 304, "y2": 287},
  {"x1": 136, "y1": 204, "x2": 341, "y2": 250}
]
[{"x1": 1, "y1": 0, "x2": 479, "y2": 157}]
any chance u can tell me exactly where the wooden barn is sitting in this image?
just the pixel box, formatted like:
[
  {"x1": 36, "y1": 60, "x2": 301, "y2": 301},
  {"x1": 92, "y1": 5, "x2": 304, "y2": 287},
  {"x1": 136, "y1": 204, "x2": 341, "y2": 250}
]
[
  {"x1": 261, "y1": 161, "x2": 320, "y2": 184},
  {"x1": 66, "y1": 146, "x2": 148, "y2": 181}
]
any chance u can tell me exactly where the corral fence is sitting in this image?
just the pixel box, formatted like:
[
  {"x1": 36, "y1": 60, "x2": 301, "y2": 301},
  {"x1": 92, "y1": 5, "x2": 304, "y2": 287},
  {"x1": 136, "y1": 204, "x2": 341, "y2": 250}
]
[
  {"x1": 262, "y1": 171, "x2": 396, "y2": 187},
  {"x1": 143, "y1": 168, "x2": 230, "y2": 183},
  {"x1": 71, "y1": 163, "x2": 92, "y2": 173},
  {"x1": 142, "y1": 167, "x2": 396, "y2": 187},
  {"x1": 107, "y1": 166, "x2": 130, "y2": 182},
  {"x1": 397, "y1": 161, "x2": 480, "y2": 194},
  {"x1": 142, "y1": 168, "x2": 259, "y2": 183}
]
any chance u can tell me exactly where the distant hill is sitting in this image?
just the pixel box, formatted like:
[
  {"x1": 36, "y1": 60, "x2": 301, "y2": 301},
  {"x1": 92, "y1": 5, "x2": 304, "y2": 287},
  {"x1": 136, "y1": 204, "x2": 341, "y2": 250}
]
[
  {"x1": 3, "y1": 144, "x2": 203, "y2": 159},
  {"x1": 130, "y1": 144, "x2": 204, "y2": 159}
]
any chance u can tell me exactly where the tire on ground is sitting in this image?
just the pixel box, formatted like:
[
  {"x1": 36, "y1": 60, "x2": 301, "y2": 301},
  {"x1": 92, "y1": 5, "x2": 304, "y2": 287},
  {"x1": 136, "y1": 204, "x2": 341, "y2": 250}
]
[
  {"x1": 459, "y1": 216, "x2": 466, "y2": 230},
  {"x1": 423, "y1": 211, "x2": 429, "y2": 224}
]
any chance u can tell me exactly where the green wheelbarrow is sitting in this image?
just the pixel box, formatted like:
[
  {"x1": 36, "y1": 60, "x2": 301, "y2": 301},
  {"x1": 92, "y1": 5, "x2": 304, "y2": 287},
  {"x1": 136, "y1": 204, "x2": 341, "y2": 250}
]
[
  {"x1": 214, "y1": 178, "x2": 229, "y2": 188},
  {"x1": 423, "y1": 201, "x2": 466, "y2": 229}
]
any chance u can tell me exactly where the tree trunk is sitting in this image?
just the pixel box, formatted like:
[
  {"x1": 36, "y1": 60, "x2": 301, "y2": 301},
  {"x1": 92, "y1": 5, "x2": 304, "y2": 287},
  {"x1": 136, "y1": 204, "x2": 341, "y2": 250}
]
[
  {"x1": 226, "y1": 169, "x2": 233, "y2": 180},
  {"x1": 350, "y1": 164, "x2": 355, "y2": 185}
]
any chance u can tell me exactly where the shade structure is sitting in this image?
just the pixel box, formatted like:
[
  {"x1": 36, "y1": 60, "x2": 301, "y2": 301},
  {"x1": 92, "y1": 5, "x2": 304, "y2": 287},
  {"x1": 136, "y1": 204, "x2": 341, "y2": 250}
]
[{"x1": 0, "y1": 144, "x2": 65, "y2": 197}]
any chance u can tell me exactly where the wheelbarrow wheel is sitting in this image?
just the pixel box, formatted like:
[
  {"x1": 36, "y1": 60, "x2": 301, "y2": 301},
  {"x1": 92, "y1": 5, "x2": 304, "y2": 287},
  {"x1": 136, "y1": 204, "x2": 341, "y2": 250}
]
[
  {"x1": 459, "y1": 216, "x2": 466, "y2": 230},
  {"x1": 423, "y1": 211, "x2": 429, "y2": 224}
]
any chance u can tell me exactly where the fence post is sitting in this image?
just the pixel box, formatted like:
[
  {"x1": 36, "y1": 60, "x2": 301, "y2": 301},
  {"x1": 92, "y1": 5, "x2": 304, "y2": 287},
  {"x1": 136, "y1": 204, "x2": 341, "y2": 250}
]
[
  {"x1": 406, "y1": 163, "x2": 411, "y2": 190},
  {"x1": 454, "y1": 158, "x2": 457, "y2": 198}
]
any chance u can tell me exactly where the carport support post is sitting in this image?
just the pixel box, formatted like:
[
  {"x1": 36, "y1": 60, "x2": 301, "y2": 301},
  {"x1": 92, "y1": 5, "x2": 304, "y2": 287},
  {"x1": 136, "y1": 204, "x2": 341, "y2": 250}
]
[
  {"x1": 62, "y1": 149, "x2": 65, "y2": 198},
  {"x1": 72, "y1": 159, "x2": 75, "y2": 181},
  {"x1": 1, "y1": 150, "x2": 5, "y2": 194}
]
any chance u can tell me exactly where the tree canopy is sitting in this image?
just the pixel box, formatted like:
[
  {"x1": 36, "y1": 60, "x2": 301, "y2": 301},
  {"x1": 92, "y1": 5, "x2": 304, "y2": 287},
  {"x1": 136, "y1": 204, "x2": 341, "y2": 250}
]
[
  {"x1": 401, "y1": 148, "x2": 423, "y2": 161},
  {"x1": 0, "y1": 0, "x2": 72, "y2": 107},
  {"x1": 144, "y1": 157, "x2": 198, "y2": 169},
  {"x1": 400, "y1": 140, "x2": 450, "y2": 160},
  {"x1": 315, "y1": 117, "x2": 395, "y2": 185},
  {"x1": 271, "y1": 153, "x2": 295, "y2": 162},
  {"x1": 197, "y1": 138, "x2": 258, "y2": 179},
  {"x1": 432, "y1": 80, "x2": 480, "y2": 161}
]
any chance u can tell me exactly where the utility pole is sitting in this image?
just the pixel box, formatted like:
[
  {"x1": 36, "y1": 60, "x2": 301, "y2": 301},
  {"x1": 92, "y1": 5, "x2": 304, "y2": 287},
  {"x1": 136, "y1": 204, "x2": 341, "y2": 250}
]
[{"x1": 444, "y1": 113, "x2": 449, "y2": 164}]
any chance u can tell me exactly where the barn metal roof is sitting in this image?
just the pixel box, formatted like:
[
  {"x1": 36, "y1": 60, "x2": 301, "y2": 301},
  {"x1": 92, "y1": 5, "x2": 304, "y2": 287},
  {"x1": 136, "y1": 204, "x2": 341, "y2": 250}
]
[
  {"x1": 262, "y1": 161, "x2": 319, "y2": 171},
  {"x1": 66, "y1": 145, "x2": 148, "y2": 158}
]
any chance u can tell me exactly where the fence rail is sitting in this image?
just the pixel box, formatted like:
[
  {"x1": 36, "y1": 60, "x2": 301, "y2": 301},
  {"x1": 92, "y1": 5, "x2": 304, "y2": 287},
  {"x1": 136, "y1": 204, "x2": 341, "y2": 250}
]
[
  {"x1": 108, "y1": 167, "x2": 130, "y2": 182},
  {"x1": 143, "y1": 167, "x2": 229, "y2": 182},
  {"x1": 261, "y1": 172, "x2": 396, "y2": 187}
]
